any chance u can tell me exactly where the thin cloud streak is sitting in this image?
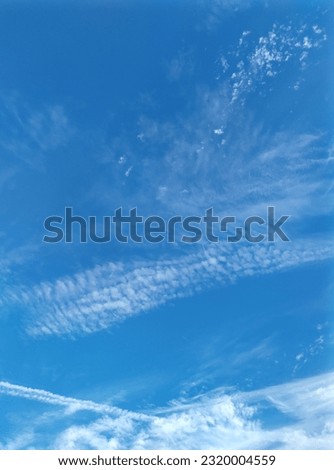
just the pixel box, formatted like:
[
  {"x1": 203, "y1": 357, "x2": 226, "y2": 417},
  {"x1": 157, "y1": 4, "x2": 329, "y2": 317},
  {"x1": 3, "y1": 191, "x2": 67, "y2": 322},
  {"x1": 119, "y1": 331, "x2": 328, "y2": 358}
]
[{"x1": 0, "y1": 380, "x2": 119, "y2": 416}]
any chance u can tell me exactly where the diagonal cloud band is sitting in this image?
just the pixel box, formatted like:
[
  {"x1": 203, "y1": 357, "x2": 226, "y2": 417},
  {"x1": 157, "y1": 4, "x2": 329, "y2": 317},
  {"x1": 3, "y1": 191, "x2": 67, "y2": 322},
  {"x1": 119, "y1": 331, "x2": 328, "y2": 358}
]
[{"x1": 1, "y1": 240, "x2": 333, "y2": 337}]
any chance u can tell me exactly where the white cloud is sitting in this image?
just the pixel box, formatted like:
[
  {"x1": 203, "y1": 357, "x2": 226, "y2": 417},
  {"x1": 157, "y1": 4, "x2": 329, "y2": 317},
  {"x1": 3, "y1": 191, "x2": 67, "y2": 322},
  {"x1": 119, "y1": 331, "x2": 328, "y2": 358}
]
[
  {"x1": 2, "y1": 372, "x2": 334, "y2": 449},
  {"x1": 125, "y1": 165, "x2": 133, "y2": 177},
  {"x1": 293, "y1": 334, "x2": 328, "y2": 375},
  {"x1": 59, "y1": 371, "x2": 334, "y2": 450},
  {"x1": 228, "y1": 23, "x2": 327, "y2": 102},
  {"x1": 0, "y1": 380, "x2": 118, "y2": 415},
  {"x1": 2, "y1": 240, "x2": 333, "y2": 337}
]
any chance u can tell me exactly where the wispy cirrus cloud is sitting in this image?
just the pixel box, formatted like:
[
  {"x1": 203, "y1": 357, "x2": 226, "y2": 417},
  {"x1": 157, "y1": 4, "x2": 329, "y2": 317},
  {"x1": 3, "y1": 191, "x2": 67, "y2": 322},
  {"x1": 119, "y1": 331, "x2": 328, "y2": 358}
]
[
  {"x1": 1, "y1": 372, "x2": 333, "y2": 449},
  {"x1": 197, "y1": 0, "x2": 256, "y2": 32},
  {"x1": 103, "y1": 89, "x2": 332, "y2": 220},
  {"x1": 100, "y1": 23, "x2": 331, "y2": 219},
  {"x1": 0, "y1": 93, "x2": 73, "y2": 170}
]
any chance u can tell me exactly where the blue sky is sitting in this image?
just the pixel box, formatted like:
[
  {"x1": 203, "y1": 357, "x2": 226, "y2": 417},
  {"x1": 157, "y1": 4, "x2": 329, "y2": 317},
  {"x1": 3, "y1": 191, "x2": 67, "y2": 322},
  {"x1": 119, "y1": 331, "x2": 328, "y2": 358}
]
[{"x1": 0, "y1": 0, "x2": 333, "y2": 450}]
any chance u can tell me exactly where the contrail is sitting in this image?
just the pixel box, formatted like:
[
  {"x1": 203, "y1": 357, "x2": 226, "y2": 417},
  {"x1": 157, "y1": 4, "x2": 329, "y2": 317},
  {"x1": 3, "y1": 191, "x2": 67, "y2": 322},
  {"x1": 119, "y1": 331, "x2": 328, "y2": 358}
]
[{"x1": 0, "y1": 380, "x2": 123, "y2": 417}]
